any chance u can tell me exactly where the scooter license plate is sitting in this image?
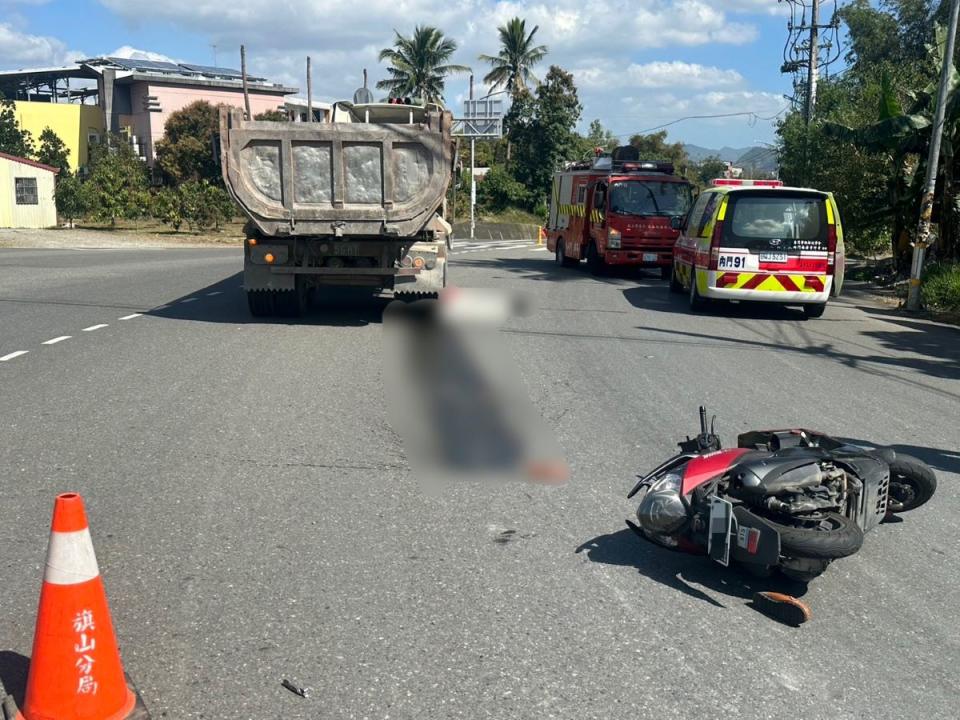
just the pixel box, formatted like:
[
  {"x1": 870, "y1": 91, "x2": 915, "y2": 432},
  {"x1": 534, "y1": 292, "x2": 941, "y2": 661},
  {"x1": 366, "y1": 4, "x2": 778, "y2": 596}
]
[{"x1": 708, "y1": 496, "x2": 734, "y2": 567}]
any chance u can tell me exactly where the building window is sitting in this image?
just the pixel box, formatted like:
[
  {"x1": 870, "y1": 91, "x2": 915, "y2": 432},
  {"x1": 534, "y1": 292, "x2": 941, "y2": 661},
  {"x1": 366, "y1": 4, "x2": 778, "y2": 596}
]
[{"x1": 15, "y1": 177, "x2": 38, "y2": 205}]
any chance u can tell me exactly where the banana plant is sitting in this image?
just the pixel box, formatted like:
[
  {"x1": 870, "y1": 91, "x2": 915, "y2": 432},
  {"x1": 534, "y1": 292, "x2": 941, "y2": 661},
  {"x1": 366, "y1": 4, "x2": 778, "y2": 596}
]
[{"x1": 823, "y1": 23, "x2": 960, "y2": 265}]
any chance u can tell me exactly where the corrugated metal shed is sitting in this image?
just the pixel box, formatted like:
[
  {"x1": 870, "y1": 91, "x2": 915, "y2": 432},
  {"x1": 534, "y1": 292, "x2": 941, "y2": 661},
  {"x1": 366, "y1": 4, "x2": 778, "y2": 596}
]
[{"x1": 0, "y1": 152, "x2": 59, "y2": 229}]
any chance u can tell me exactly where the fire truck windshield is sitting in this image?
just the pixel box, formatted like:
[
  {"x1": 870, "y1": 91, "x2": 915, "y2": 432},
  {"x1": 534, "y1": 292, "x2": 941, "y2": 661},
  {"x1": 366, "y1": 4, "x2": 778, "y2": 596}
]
[{"x1": 608, "y1": 181, "x2": 692, "y2": 218}]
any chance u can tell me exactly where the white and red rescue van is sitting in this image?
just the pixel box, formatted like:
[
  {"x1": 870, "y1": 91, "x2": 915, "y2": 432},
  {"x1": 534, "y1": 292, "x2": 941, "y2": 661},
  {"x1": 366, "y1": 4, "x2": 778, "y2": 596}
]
[
  {"x1": 671, "y1": 179, "x2": 845, "y2": 319},
  {"x1": 547, "y1": 147, "x2": 694, "y2": 277}
]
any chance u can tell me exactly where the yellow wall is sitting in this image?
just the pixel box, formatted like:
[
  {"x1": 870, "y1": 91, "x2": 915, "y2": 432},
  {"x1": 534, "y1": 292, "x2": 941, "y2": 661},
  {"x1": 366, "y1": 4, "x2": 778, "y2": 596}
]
[
  {"x1": 0, "y1": 156, "x2": 58, "y2": 228},
  {"x1": 13, "y1": 102, "x2": 105, "y2": 171}
]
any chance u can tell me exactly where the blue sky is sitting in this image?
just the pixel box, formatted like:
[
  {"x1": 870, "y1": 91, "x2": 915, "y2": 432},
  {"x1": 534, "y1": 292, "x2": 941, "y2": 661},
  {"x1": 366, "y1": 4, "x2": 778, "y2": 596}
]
[{"x1": 0, "y1": 0, "x2": 821, "y2": 148}]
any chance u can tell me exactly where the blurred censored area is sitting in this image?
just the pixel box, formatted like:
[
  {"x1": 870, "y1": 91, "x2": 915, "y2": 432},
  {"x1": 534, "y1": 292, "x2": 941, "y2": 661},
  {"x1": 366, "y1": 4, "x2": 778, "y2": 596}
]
[{"x1": 384, "y1": 287, "x2": 569, "y2": 490}]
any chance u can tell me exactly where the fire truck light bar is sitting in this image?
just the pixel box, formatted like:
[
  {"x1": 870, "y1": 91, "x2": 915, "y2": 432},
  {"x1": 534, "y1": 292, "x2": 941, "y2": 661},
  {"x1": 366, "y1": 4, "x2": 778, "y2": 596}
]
[
  {"x1": 711, "y1": 179, "x2": 784, "y2": 187},
  {"x1": 620, "y1": 161, "x2": 675, "y2": 174}
]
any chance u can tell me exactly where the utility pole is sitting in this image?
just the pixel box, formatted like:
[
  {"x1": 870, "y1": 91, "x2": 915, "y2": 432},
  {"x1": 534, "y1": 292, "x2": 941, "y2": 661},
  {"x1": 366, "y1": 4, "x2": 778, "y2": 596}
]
[
  {"x1": 906, "y1": 0, "x2": 960, "y2": 311},
  {"x1": 804, "y1": 0, "x2": 819, "y2": 124},
  {"x1": 469, "y1": 74, "x2": 476, "y2": 240},
  {"x1": 240, "y1": 45, "x2": 251, "y2": 120},
  {"x1": 306, "y1": 56, "x2": 313, "y2": 123}
]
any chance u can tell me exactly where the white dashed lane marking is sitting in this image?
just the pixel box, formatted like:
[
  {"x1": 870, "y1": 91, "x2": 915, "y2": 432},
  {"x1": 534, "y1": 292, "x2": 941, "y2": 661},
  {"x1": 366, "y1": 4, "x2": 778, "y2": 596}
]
[{"x1": 4, "y1": 290, "x2": 230, "y2": 368}]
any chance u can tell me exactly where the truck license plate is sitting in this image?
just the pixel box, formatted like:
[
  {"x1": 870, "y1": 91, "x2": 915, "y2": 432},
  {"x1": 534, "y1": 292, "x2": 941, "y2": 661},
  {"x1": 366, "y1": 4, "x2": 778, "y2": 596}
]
[
  {"x1": 642, "y1": 253, "x2": 658, "y2": 262},
  {"x1": 759, "y1": 252, "x2": 788, "y2": 263}
]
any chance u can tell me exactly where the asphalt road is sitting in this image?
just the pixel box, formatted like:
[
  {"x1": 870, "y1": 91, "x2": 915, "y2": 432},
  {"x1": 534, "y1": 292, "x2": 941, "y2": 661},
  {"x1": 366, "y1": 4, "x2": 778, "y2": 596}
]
[{"x1": 1, "y1": 241, "x2": 958, "y2": 719}]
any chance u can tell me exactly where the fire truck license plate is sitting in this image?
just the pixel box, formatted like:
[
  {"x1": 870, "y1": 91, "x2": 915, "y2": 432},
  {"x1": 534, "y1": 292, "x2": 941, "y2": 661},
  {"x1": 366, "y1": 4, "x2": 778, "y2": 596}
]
[{"x1": 643, "y1": 253, "x2": 658, "y2": 262}]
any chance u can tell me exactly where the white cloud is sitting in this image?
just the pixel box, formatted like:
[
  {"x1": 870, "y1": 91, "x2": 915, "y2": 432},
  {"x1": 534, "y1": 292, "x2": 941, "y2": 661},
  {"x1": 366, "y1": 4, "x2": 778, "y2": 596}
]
[
  {"x1": 575, "y1": 61, "x2": 743, "y2": 91},
  {"x1": 109, "y1": 45, "x2": 177, "y2": 63},
  {"x1": 0, "y1": 22, "x2": 81, "y2": 67}
]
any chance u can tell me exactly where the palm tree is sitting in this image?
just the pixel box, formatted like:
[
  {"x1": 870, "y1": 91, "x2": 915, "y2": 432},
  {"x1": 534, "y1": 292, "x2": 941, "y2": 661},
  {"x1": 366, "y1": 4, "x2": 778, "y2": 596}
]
[
  {"x1": 377, "y1": 26, "x2": 471, "y2": 103},
  {"x1": 479, "y1": 17, "x2": 548, "y2": 95}
]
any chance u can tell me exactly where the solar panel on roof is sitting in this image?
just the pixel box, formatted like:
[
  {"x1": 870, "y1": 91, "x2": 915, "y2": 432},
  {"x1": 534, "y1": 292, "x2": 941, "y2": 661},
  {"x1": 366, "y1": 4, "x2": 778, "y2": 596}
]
[
  {"x1": 179, "y1": 63, "x2": 244, "y2": 78},
  {"x1": 106, "y1": 57, "x2": 181, "y2": 73}
]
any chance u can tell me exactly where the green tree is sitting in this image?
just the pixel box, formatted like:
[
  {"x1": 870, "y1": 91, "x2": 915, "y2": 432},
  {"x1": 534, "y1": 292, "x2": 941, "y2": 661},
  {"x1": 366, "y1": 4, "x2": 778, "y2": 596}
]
[
  {"x1": 479, "y1": 17, "x2": 548, "y2": 95},
  {"x1": 583, "y1": 119, "x2": 618, "y2": 155},
  {"x1": 695, "y1": 155, "x2": 728, "y2": 187},
  {"x1": 0, "y1": 93, "x2": 35, "y2": 158},
  {"x1": 37, "y1": 127, "x2": 71, "y2": 174},
  {"x1": 478, "y1": 166, "x2": 530, "y2": 212},
  {"x1": 509, "y1": 66, "x2": 583, "y2": 207},
  {"x1": 154, "y1": 100, "x2": 223, "y2": 185},
  {"x1": 377, "y1": 26, "x2": 471, "y2": 103},
  {"x1": 54, "y1": 172, "x2": 88, "y2": 228},
  {"x1": 628, "y1": 130, "x2": 690, "y2": 169},
  {"x1": 254, "y1": 109, "x2": 290, "y2": 121},
  {"x1": 83, "y1": 134, "x2": 149, "y2": 226}
]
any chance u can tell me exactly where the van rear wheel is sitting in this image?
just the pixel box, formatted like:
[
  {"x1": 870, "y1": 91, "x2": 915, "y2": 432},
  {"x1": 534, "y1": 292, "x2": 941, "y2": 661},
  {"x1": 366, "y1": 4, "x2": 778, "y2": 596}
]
[
  {"x1": 689, "y1": 273, "x2": 708, "y2": 311},
  {"x1": 803, "y1": 302, "x2": 826, "y2": 319},
  {"x1": 669, "y1": 262, "x2": 684, "y2": 294}
]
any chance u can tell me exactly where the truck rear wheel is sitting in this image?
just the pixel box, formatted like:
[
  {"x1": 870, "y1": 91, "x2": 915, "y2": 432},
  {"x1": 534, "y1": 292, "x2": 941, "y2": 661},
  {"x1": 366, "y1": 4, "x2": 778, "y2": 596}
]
[{"x1": 247, "y1": 291, "x2": 275, "y2": 317}]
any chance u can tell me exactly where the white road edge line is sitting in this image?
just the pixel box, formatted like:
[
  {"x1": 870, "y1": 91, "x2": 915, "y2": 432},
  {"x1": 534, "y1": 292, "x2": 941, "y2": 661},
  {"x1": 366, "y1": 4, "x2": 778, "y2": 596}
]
[
  {"x1": 0, "y1": 350, "x2": 28, "y2": 361},
  {"x1": 82, "y1": 324, "x2": 108, "y2": 332},
  {"x1": 42, "y1": 336, "x2": 72, "y2": 345},
  {"x1": 180, "y1": 298, "x2": 197, "y2": 304},
  {"x1": 119, "y1": 313, "x2": 142, "y2": 320}
]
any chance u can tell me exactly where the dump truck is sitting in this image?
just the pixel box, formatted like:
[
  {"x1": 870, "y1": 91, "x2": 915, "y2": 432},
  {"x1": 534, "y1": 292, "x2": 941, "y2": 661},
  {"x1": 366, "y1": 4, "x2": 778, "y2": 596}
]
[{"x1": 219, "y1": 100, "x2": 456, "y2": 316}]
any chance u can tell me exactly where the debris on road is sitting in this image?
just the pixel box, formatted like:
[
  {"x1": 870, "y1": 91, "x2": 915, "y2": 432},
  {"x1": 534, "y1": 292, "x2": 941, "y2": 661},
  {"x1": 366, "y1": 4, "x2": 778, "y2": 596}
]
[
  {"x1": 281, "y1": 679, "x2": 309, "y2": 698},
  {"x1": 751, "y1": 592, "x2": 813, "y2": 627}
]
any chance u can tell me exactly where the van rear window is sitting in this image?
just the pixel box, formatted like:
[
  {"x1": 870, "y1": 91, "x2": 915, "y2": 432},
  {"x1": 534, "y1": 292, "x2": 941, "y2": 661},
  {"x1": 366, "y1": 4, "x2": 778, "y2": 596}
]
[{"x1": 725, "y1": 193, "x2": 826, "y2": 249}]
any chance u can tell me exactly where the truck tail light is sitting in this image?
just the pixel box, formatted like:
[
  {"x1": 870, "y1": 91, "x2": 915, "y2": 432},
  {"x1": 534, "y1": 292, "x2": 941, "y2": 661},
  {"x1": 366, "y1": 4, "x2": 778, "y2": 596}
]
[
  {"x1": 826, "y1": 224, "x2": 837, "y2": 275},
  {"x1": 708, "y1": 220, "x2": 723, "y2": 271}
]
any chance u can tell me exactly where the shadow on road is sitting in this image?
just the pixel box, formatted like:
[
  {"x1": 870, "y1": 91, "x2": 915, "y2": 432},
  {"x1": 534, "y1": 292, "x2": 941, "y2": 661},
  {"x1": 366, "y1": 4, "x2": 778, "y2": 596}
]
[
  {"x1": 146, "y1": 272, "x2": 391, "y2": 327},
  {"x1": 622, "y1": 283, "x2": 815, "y2": 321},
  {"x1": 452, "y1": 255, "x2": 660, "y2": 285},
  {"x1": 0, "y1": 651, "x2": 28, "y2": 709},
  {"x1": 575, "y1": 527, "x2": 807, "y2": 609}
]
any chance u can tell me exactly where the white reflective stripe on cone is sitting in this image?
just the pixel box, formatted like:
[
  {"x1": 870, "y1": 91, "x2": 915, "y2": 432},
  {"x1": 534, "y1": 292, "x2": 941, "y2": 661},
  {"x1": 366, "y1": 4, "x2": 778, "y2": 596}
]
[{"x1": 44, "y1": 528, "x2": 100, "y2": 585}]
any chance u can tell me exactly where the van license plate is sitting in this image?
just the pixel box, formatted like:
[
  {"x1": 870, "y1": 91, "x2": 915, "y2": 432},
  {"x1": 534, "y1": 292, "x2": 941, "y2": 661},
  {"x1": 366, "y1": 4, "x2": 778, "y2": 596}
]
[{"x1": 760, "y1": 252, "x2": 788, "y2": 263}]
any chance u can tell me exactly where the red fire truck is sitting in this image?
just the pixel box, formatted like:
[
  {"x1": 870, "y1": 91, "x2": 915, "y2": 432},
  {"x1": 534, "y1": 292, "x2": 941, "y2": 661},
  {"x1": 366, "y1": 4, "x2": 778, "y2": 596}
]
[{"x1": 546, "y1": 147, "x2": 694, "y2": 277}]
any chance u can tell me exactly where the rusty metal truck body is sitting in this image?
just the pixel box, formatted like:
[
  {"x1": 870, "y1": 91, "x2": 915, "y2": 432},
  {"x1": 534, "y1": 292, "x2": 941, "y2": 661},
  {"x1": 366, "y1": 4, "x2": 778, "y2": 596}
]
[{"x1": 219, "y1": 102, "x2": 455, "y2": 316}]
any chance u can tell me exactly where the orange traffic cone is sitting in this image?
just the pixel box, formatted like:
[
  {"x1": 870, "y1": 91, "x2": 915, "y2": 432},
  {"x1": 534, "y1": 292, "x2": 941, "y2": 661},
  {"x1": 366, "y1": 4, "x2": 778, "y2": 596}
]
[{"x1": 2, "y1": 493, "x2": 148, "y2": 720}]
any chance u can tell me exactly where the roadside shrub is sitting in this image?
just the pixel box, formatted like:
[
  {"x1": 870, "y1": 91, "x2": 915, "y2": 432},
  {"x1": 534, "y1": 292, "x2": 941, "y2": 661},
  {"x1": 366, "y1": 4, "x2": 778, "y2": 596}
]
[
  {"x1": 54, "y1": 172, "x2": 89, "y2": 228},
  {"x1": 152, "y1": 181, "x2": 236, "y2": 232},
  {"x1": 921, "y1": 262, "x2": 960, "y2": 312},
  {"x1": 478, "y1": 166, "x2": 530, "y2": 213},
  {"x1": 152, "y1": 186, "x2": 184, "y2": 230}
]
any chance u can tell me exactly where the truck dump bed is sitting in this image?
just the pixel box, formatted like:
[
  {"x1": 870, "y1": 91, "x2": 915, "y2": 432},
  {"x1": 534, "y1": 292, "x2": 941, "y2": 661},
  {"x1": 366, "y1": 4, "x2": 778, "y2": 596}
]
[{"x1": 219, "y1": 105, "x2": 454, "y2": 239}]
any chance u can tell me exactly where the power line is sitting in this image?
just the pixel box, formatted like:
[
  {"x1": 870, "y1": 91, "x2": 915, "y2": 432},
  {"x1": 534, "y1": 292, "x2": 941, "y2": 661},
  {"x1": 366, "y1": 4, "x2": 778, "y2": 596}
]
[{"x1": 611, "y1": 106, "x2": 790, "y2": 138}]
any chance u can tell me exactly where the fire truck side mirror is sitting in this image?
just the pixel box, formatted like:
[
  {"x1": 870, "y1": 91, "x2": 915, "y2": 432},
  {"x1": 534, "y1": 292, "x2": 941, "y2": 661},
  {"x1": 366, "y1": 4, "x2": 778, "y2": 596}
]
[{"x1": 671, "y1": 215, "x2": 682, "y2": 231}]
